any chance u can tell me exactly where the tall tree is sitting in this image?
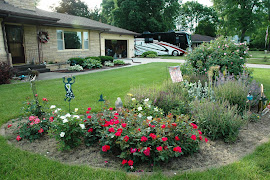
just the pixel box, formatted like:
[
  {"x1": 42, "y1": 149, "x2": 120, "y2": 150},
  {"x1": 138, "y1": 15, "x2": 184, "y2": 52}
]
[
  {"x1": 53, "y1": 0, "x2": 90, "y2": 18},
  {"x1": 101, "y1": 0, "x2": 117, "y2": 25},
  {"x1": 112, "y1": 0, "x2": 180, "y2": 33},
  {"x1": 195, "y1": 19, "x2": 216, "y2": 37},
  {"x1": 213, "y1": 0, "x2": 261, "y2": 42}
]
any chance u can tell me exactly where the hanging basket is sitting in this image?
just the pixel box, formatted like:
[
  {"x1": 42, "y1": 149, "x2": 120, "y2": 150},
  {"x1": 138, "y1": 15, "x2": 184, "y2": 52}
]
[{"x1": 38, "y1": 31, "x2": 49, "y2": 43}]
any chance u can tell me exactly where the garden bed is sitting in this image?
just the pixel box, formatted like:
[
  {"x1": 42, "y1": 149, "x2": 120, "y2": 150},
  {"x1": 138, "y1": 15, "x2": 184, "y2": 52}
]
[{"x1": 2, "y1": 112, "x2": 270, "y2": 173}]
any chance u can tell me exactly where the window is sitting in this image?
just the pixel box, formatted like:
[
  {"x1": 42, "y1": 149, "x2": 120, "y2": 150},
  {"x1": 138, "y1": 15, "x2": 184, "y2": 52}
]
[{"x1": 57, "y1": 30, "x2": 89, "y2": 50}]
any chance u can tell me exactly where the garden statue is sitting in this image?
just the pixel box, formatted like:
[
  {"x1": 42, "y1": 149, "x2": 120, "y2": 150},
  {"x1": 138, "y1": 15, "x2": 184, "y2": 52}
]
[
  {"x1": 63, "y1": 76, "x2": 75, "y2": 102},
  {"x1": 115, "y1": 97, "x2": 123, "y2": 110},
  {"x1": 99, "y1": 94, "x2": 105, "y2": 102},
  {"x1": 247, "y1": 92, "x2": 253, "y2": 112}
]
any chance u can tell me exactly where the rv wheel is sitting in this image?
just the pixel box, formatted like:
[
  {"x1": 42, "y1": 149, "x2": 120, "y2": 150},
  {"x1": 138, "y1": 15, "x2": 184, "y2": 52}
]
[{"x1": 172, "y1": 50, "x2": 178, "y2": 56}]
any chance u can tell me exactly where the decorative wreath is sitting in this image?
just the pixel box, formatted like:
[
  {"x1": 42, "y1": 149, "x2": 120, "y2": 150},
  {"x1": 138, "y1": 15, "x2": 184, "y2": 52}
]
[{"x1": 38, "y1": 31, "x2": 49, "y2": 43}]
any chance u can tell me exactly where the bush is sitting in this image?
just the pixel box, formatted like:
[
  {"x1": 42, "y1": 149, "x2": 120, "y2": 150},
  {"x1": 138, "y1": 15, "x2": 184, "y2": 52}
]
[
  {"x1": 180, "y1": 62, "x2": 196, "y2": 76},
  {"x1": 114, "y1": 60, "x2": 126, "y2": 65},
  {"x1": 146, "y1": 54, "x2": 157, "y2": 58},
  {"x1": 0, "y1": 62, "x2": 14, "y2": 84},
  {"x1": 98, "y1": 56, "x2": 114, "y2": 64},
  {"x1": 68, "y1": 65, "x2": 83, "y2": 71},
  {"x1": 184, "y1": 80, "x2": 215, "y2": 101},
  {"x1": 191, "y1": 100, "x2": 243, "y2": 142},
  {"x1": 186, "y1": 36, "x2": 250, "y2": 76},
  {"x1": 141, "y1": 51, "x2": 158, "y2": 57},
  {"x1": 104, "y1": 61, "x2": 114, "y2": 67},
  {"x1": 67, "y1": 57, "x2": 85, "y2": 66},
  {"x1": 82, "y1": 59, "x2": 103, "y2": 69},
  {"x1": 85, "y1": 56, "x2": 101, "y2": 61}
]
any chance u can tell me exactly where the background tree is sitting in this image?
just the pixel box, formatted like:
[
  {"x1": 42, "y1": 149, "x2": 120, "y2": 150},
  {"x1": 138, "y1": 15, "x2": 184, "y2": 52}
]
[
  {"x1": 101, "y1": 0, "x2": 117, "y2": 25},
  {"x1": 53, "y1": 0, "x2": 90, "y2": 18},
  {"x1": 112, "y1": 0, "x2": 180, "y2": 33},
  {"x1": 195, "y1": 19, "x2": 216, "y2": 37}
]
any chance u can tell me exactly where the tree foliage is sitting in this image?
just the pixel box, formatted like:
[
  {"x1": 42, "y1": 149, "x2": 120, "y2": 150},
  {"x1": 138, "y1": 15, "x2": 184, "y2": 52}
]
[
  {"x1": 101, "y1": 0, "x2": 117, "y2": 25},
  {"x1": 112, "y1": 0, "x2": 180, "y2": 33},
  {"x1": 195, "y1": 19, "x2": 216, "y2": 37}
]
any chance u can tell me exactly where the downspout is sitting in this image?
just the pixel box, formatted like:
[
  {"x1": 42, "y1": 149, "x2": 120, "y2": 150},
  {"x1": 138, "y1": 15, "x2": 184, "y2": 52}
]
[
  {"x1": 1, "y1": 18, "x2": 11, "y2": 66},
  {"x1": 99, "y1": 29, "x2": 106, "y2": 56}
]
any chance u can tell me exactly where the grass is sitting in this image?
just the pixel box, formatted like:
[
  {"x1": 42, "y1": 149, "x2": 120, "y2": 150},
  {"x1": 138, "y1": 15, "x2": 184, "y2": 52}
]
[
  {"x1": 0, "y1": 63, "x2": 270, "y2": 179},
  {"x1": 247, "y1": 51, "x2": 270, "y2": 65},
  {"x1": 159, "y1": 55, "x2": 185, "y2": 60},
  {"x1": 249, "y1": 51, "x2": 270, "y2": 58}
]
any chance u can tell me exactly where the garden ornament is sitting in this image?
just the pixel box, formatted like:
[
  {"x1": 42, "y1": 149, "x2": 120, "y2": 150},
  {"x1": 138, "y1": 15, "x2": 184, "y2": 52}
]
[
  {"x1": 63, "y1": 76, "x2": 75, "y2": 112},
  {"x1": 247, "y1": 92, "x2": 253, "y2": 112},
  {"x1": 168, "y1": 66, "x2": 183, "y2": 83},
  {"x1": 115, "y1": 97, "x2": 123, "y2": 109},
  {"x1": 99, "y1": 94, "x2": 105, "y2": 102}
]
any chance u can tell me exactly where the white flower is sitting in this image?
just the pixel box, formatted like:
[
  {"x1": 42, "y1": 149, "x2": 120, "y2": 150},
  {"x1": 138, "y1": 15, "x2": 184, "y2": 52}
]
[
  {"x1": 50, "y1": 105, "x2": 56, "y2": 109},
  {"x1": 65, "y1": 113, "x2": 71, "y2": 117},
  {"x1": 63, "y1": 119, "x2": 68, "y2": 123},
  {"x1": 60, "y1": 132, "x2": 65, "y2": 137},
  {"x1": 148, "y1": 105, "x2": 151, "y2": 108},
  {"x1": 147, "y1": 116, "x2": 153, "y2": 120},
  {"x1": 79, "y1": 124, "x2": 85, "y2": 129},
  {"x1": 138, "y1": 113, "x2": 143, "y2": 118},
  {"x1": 73, "y1": 115, "x2": 80, "y2": 119},
  {"x1": 74, "y1": 108, "x2": 78, "y2": 112},
  {"x1": 132, "y1": 98, "x2": 136, "y2": 101},
  {"x1": 55, "y1": 108, "x2": 61, "y2": 113},
  {"x1": 154, "y1": 107, "x2": 158, "y2": 112},
  {"x1": 144, "y1": 98, "x2": 149, "y2": 102},
  {"x1": 138, "y1": 107, "x2": 142, "y2": 111},
  {"x1": 60, "y1": 116, "x2": 66, "y2": 119}
]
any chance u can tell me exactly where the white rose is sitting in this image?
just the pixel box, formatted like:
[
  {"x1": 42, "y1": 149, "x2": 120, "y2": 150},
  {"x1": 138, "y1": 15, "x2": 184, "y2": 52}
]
[
  {"x1": 65, "y1": 113, "x2": 71, "y2": 117},
  {"x1": 50, "y1": 105, "x2": 56, "y2": 109},
  {"x1": 138, "y1": 107, "x2": 142, "y2": 111},
  {"x1": 79, "y1": 124, "x2": 85, "y2": 129},
  {"x1": 147, "y1": 116, "x2": 153, "y2": 120},
  {"x1": 55, "y1": 108, "x2": 61, "y2": 113},
  {"x1": 74, "y1": 108, "x2": 78, "y2": 112},
  {"x1": 144, "y1": 98, "x2": 149, "y2": 102},
  {"x1": 154, "y1": 107, "x2": 158, "y2": 112},
  {"x1": 63, "y1": 119, "x2": 68, "y2": 123},
  {"x1": 60, "y1": 132, "x2": 65, "y2": 137},
  {"x1": 148, "y1": 105, "x2": 151, "y2": 108},
  {"x1": 138, "y1": 113, "x2": 143, "y2": 118},
  {"x1": 132, "y1": 98, "x2": 136, "y2": 101},
  {"x1": 60, "y1": 116, "x2": 66, "y2": 119},
  {"x1": 73, "y1": 115, "x2": 80, "y2": 119}
]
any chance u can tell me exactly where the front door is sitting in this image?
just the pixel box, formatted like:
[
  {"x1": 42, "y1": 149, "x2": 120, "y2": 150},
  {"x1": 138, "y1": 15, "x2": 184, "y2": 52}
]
[{"x1": 5, "y1": 25, "x2": 25, "y2": 64}]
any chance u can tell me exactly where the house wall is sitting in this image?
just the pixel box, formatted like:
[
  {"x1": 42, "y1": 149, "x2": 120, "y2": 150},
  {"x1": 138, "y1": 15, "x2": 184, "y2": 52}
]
[
  {"x1": 100, "y1": 33, "x2": 135, "y2": 58},
  {"x1": 4, "y1": 0, "x2": 36, "y2": 11}
]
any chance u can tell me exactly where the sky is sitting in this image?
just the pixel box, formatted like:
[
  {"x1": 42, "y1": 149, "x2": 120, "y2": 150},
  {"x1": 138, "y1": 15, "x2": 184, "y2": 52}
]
[{"x1": 37, "y1": 0, "x2": 213, "y2": 12}]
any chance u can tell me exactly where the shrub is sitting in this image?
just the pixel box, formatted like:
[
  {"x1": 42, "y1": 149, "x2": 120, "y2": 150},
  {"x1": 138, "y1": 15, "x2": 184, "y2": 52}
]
[
  {"x1": 68, "y1": 64, "x2": 83, "y2": 71},
  {"x1": 180, "y1": 62, "x2": 196, "y2": 76},
  {"x1": 104, "y1": 61, "x2": 114, "y2": 67},
  {"x1": 67, "y1": 57, "x2": 85, "y2": 66},
  {"x1": 85, "y1": 56, "x2": 101, "y2": 61},
  {"x1": 82, "y1": 59, "x2": 103, "y2": 69},
  {"x1": 186, "y1": 36, "x2": 250, "y2": 76},
  {"x1": 114, "y1": 60, "x2": 126, "y2": 65},
  {"x1": 141, "y1": 51, "x2": 158, "y2": 57},
  {"x1": 0, "y1": 62, "x2": 14, "y2": 85},
  {"x1": 191, "y1": 100, "x2": 243, "y2": 142},
  {"x1": 98, "y1": 56, "x2": 114, "y2": 64},
  {"x1": 184, "y1": 80, "x2": 215, "y2": 101},
  {"x1": 146, "y1": 54, "x2": 157, "y2": 58}
]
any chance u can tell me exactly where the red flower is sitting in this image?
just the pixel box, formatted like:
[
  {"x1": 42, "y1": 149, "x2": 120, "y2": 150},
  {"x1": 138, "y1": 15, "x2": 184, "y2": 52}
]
[
  {"x1": 49, "y1": 116, "x2": 54, "y2": 122},
  {"x1": 128, "y1": 160, "x2": 134, "y2": 166},
  {"x1": 88, "y1": 107, "x2": 91, "y2": 110},
  {"x1": 86, "y1": 111, "x2": 90, "y2": 114},
  {"x1": 151, "y1": 125, "x2": 155, "y2": 128},
  {"x1": 16, "y1": 135, "x2": 22, "y2": 141},
  {"x1": 191, "y1": 135, "x2": 197, "y2": 140},
  {"x1": 199, "y1": 135, "x2": 203, "y2": 141},
  {"x1": 164, "y1": 146, "x2": 168, "y2": 150},
  {"x1": 161, "y1": 137, "x2": 168, "y2": 142},
  {"x1": 122, "y1": 159, "x2": 127, "y2": 165},
  {"x1": 130, "y1": 148, "x2": 137, "y2": 153},
  {"x1": 87, "y1": 115, "x2": 92, "y2": 119},
  {"x1": 190, "y1": 123, "x2": 198, "y2": 129},
  {"x1": 149, "y1": 133, "x2": 157, "y2": 139},
  {"x1": 172, "y1": 123, "x2": 177, "y2": 127},
  {"x1": 115, "y1": 131, "x2": 121, "y2": 136},
  {"x1": 143, "y1": 147, "x2": 151, "y2": 156},
  {"x1": 38, "y1": 128, "x2": 44, "y2": 133},
  {"x1": 7, "y1": 124, "x2": 12, "y2": 128},
  {"x1": 156, "y1": 146, "x2": 163, "y2": 151},
  {"x1": 114, "y1": 120, "x2": 120, "y2": 124},
  {"x1": 137, "y1": 128, "x2": 141, "y2": 131},
  {"x1": 109, "y1": 107, "x2": 113, "y2": 110},
  {"x1": 42, "y1": 98, "x2": 48, "y2": 101},
  {"x1": 161, "y1": 124, "x2": 166, "y2": 128},
  {"x1": 35, "y1": 94, "x2": 38, "y2": 97},
  {"x1": 121, "y1": 123, "x2": 127, "y2": 128},
  {"x1": 173, "y1": 146, "x2": 182, "y2": 153},
  {"x1": 141, "y1": 136, "x2": 148, "y2": 142},
  {"x1": 108, "y1": 127, "x2": 115, "y2": 133},
  {"x1": 205, "y1": 138, "x2": 208, "y2": 143},
  {"x1": 114, "y1": 113, "x2": 119, "y2": 116},
  {"x1": 102, "y1": 145, "x2": 110, "y2": 152},
  {"x1": 83, "y1": 120, "x2": 87, "y2": 122},
  {"x1": 175, "y1": 136, "x2": 180, "y2": 141},
  {"x1": 114, "y1": 116, "x2": 118, "y2": 120},
  {"x1": 88, "y1": 128, "x2": 93, "y2": 133},
  {"x1": 117, "y1": 128, "x2": 123, "y2": 133},
  {"x1": 198, "y1": 130, "x2": 202, "y2": 135},
  {"x1": 124, "y1": 135, "x2": 129, "y2": 142}
]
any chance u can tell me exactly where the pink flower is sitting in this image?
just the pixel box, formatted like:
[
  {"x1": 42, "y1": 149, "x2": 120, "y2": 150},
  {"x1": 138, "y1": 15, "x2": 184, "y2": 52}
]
[
  {"x1": 7, "y1": 124, "x2": 12, "y2": 128},
  {"x1": 137, "y1": 128, "x2": 141, "y2": 131},
  {"x1": 42, "y1": 98, "x2": 48, "y2": 101},
  {"x1": 161, "y1": 137, "x2": 168, "y2": 142},
  {"x1": 149, "y1": 133, "x2": 157, "y2": 139},
  {"x1": 115, "y1": 131, "x2": 121, "y2": 136},
  {"x1": 190, "y1": 123, "x2": 198, "y2": 129},
  {"x1": 143, "y1": 147, "x2": 151, "y2": 156},
  {"x1": 141, "y1": 136, "x2": 148, "y2": 142},
  {"x1": 38, "y1": 128, "x2": 44, "y2": 133},
  {"x1": 173, "y1": 146, "x2": 182, "y2": 153},
  {"x1": 191, "y1": 135, "x2": 197, "y2": 140},
  {"x1": 102, "y1": 145, "x2": 110, "y2": 152},
  {"x1": 231, "y1": 62, "x2": 233, "y2": 64},
  {"x1": 114, "y1": 120, "x2": 119, "y2": 124},
  {"x1": 49, "y1": 116, "x2": 54, "y2": 122},
  {"x1": 130, "y1": 148, "x2": 137, "y2": 153},
  {"x1": 88, "y1": 128, "x2": 93, "y2": 133},
  {"x1": 128, "y1": 160, "x2": 134, "y2": 166},
  {"x1": 122, "y1": 159, "x2": 127, "y2": 165},
  {"x1": 35, "y1": 94, "x2": 38, "y2": 97},
  {"x1": 34, "y1": 118, "x2": 40, "y2": 124},
  {"x1": 198, "y1": 130, "x2": 202, "y2": 135},
  {"x1": 151, "y1": 125, "x2": 155, "y2": 128},
  {"x1": 29, "y1": 116, "x2": 35, "y2": 121},
  {"x1": 114, "y1": 113, "x2": 119, "y2": 116},
  {"x1": 88, "y1": 107, "x2": 91, "y2": 110},
  {"x1": 175, "y1": 136, "x2": 180, "y2": 141},
  {"x1": 87, "y1": 115, "x2": 92, "y2": 119},
  {"x1": 86, "y1": 111, "x2": 90, "y2": 114},
  {"x1": 172, "y1": 123, "x2": 177, "y2": 127},
  {"x1": 156, "y1": 146, "x2": 163, "y2": 151},
  {"x1": 117, "y1": 128, "x2": 123, "y2": 133},
  {"x1": 224, "y1": 53, "x2": 227, "y2": 55},
  {"x1": 199, "y1": 135, "x2": 203, "y2": 141},
  {"x1": 109, "y1": 107, "x2": 113, "y2": 111},
  {"x1": 16, "y1": 135, "x2": 22, "y2": 141},
  {"x1": 124, "y1": 135, "x2": 129, "y2": 142},
  {"x1": 205, "y1": 138, "x2": 208, "y2": 143},
  {"x1": 121, "y1": 123, "x2": 127, "y2": 128},
  {"x1": 108, "y1": 127, "x2": 115, "y2": 133},
  {"x1": 161, "y1": 124, "x2": 166, "y2": 128}
]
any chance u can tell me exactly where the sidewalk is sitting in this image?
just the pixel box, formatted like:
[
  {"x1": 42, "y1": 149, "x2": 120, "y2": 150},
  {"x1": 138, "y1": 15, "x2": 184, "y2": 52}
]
[{"x1": 37, "y1": 58, "x2": 270, "y2": 81}]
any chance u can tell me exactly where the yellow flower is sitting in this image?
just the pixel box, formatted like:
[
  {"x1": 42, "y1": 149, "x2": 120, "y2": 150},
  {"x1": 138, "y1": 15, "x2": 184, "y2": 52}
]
[{"x1": 127, "y1": 93, "x2": 133, "y2": 96}]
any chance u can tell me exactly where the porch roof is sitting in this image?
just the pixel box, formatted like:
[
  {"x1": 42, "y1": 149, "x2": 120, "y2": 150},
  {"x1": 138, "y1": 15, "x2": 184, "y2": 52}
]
[
  {"x1": 191, "y1": 34, "x2": 216, "y2": 43},
  {"x1": 0, "y1": 0, "x2": 139, "y2": 36}
]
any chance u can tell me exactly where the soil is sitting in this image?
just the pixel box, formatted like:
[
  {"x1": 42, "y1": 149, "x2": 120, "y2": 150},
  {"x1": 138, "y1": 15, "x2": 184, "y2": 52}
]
[
  {"x1": 1, "y1": 113, "x2": 270, "y2": 174},
  {"x1": 53, "y1": 64, "x2": 131, "y2": 73}
]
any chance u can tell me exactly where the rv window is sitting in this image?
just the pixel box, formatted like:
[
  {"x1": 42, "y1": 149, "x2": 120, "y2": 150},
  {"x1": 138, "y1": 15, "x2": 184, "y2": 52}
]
[
  {"x1": 145, "y1": 38, "x2": 153, "y2": 43},
  {"x1": 176, "y1": 37, "x2": 180, "y2": 44}
]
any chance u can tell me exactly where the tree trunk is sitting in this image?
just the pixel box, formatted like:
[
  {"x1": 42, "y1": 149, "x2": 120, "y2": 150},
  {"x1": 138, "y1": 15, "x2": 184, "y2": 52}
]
[{"x1": 240, "y1": 29, "x2": 246, "y2": 43}]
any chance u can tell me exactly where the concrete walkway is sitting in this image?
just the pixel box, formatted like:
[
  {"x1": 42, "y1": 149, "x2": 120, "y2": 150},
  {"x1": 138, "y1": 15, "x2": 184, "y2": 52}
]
[{"x1": 37, "y1": 58, "x2": 270, "y2": 81}]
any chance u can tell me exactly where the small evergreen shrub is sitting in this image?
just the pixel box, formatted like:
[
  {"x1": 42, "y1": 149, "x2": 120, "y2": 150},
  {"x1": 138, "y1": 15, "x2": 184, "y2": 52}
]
[
  {"x1": 146, "y1": 54, "x2": 157, "y2": 58},
  {"x1": 98, "y1": 56, "x2": 114, "y2": 64},
  {"x1": 0, "y1": 62, "x2": 14, "y2": 84},
  {"x1": 82, "y1": 59, "x2": 103, "y2": 69},
  {"x1": 67, "y1": 57, "x2": 85, "y2": 66},
  {"x1": 141, "y1": 51, "x2": 158, "y2": 57},
  {"x1": 191, "y1": 100, "x2": 243, "y2": 142}
]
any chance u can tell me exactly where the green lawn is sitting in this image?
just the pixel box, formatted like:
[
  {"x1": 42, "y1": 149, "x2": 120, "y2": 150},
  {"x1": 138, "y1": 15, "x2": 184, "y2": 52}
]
[
  {"x1": 0, "y1": 63, "x2": 270, "y2": 179},
  {"x1": 247, "y1": 51, "x2": 270, "y2": 65},
  {"x1": 159, "y1": 55, "x2": 185, "y2": 60},
  {"x1": 249, "y1": 51, "x2": 270, "y2": 58}
]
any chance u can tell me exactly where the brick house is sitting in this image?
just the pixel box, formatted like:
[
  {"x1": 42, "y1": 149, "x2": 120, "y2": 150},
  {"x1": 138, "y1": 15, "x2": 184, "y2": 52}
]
[{"x1": 0, "y1": 0, "x2": 139, "y2": 66}]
